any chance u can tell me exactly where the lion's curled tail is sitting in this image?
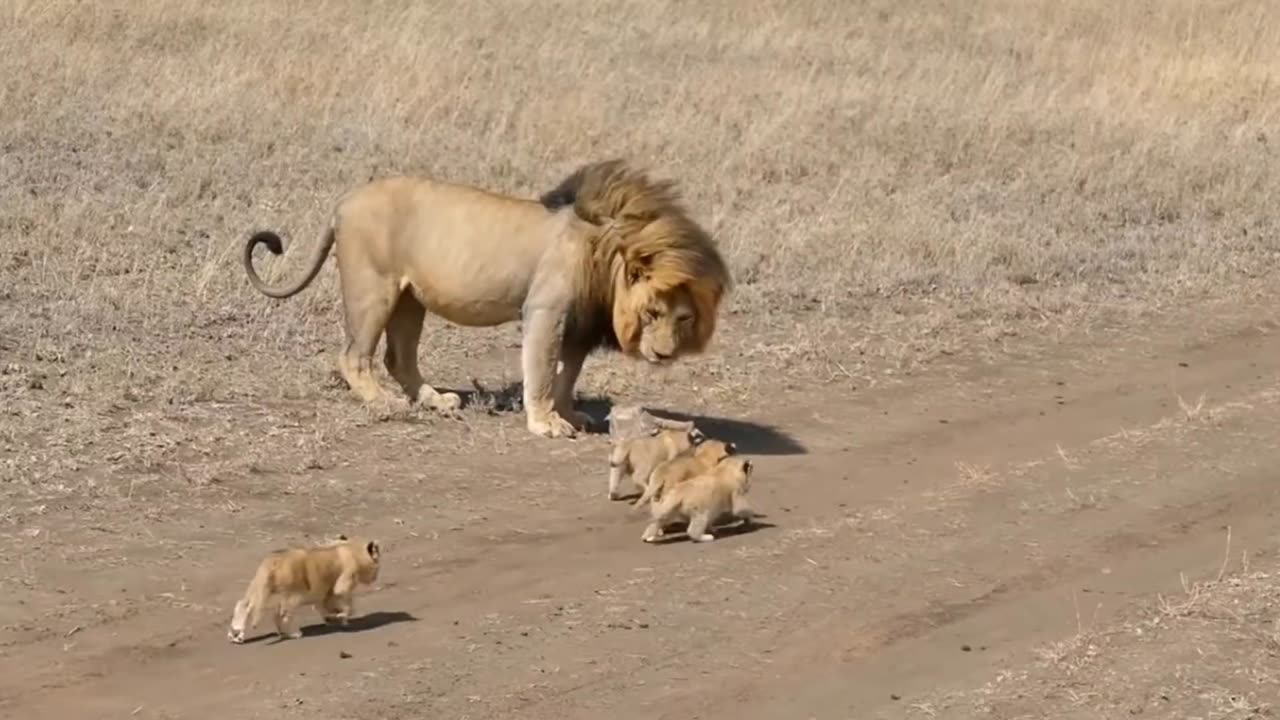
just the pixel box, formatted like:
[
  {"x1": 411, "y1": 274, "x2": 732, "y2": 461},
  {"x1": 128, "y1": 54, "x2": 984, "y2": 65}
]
[{"x1": 242, "y1": 226, "x2": 337, "y2": 299}]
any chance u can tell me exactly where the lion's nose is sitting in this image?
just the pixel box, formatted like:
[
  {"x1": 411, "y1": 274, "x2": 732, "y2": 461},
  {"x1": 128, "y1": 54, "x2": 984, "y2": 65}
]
[{"x1": 653, "y1": 349, "x2": 673, "y2": 361}]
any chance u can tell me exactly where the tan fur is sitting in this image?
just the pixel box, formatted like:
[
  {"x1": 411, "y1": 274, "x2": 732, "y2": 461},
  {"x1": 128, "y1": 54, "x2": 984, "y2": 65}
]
[
  {"x1": 642, "y1": 456, "x2": 755, "y2": 543},
  {"x1": 242, "y1": 159, "x2": 732, "y2": 439},
  {"x1": 632, "y1": 438, "x2": 737, "y2": 508},
  {"x1": 227, "y1": 535, "x2": 381, "y2": 644},
  {"x1": 607, "y1": 424, "x2": 706, "y2": 501}
]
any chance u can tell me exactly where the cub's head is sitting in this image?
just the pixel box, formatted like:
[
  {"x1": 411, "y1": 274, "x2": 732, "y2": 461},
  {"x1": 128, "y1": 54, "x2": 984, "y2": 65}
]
[
  {"x1": 657, "y1": 425, "x2": 706, "y2": 454},
  {"x1": 721, "y1": 456, "x2": 754, "y2": 493},
  {"x1": 359, "y1": 539, "x2": 382, "y2": 584},
  {"x1": 337, "y1": 535, "x2": 382, "y2": 584},
  {"x1": 693, "y1": 438, "x2": 736, "y2": 465}
]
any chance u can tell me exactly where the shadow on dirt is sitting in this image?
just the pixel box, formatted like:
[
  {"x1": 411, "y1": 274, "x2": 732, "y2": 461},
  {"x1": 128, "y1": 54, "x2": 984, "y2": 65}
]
[
  {"x1": 445, "y1": 381, "x2": 806, "y2": 456},
  {"x1": 239, "y1": 610, "x2": 419, "y2": 645},
  {"x1": 635, "y1": 407, "x2": 805, "y2": 456},
  {"x1": 642, "y1": 517, "x2": 778, "y2": 545},
  {"x1": 299, "y1": 610, "x2": 419, "y2": 638}
]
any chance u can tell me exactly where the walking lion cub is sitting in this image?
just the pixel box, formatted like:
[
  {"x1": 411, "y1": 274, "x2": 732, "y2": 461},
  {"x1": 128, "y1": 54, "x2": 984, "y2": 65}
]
[
  {"x1": 227, "y1": 535, "x2": 381, "y2": 644},
  {"x1": 641, "y1": 456, "x2": 755, "y2": 543}
]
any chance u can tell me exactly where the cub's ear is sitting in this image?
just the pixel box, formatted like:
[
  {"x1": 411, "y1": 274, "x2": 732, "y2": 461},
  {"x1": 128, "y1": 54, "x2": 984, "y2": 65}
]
[
  {"x1": 742, "y1": 459, "x2": 753, "y2": 474},
  {"x1": 367, "y1": 540, "x2": 380, "y2": 559}
]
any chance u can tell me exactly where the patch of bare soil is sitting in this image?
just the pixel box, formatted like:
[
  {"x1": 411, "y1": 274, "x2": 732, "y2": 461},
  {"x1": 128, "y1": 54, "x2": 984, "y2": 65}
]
[{"x1": 2, "y1": 307, "x2": 1278, "y2": 720}]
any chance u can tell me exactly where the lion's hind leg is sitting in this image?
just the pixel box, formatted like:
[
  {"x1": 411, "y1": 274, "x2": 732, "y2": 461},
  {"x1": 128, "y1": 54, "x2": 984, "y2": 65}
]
[
  {"x1": 384, "y1": 290, "x2": 461, "y2": 413},
  {"x1": 336, "y1": 270, "x2": 400, "y2": 408}
]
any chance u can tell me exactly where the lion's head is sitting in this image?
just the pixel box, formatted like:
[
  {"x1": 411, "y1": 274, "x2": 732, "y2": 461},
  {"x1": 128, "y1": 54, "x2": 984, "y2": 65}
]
[{"x1": 544, "y1": 159, "x2": 732, "y2": 364}]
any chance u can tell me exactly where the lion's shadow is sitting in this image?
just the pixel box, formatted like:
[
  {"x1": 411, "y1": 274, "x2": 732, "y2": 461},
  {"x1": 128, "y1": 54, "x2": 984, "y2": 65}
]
[
  {"x1": 449, "y1": 383, "x2": 806, "y2": 457},
  {"x1": 239, "y1": 610, "x2": 419, "y2": 645}
]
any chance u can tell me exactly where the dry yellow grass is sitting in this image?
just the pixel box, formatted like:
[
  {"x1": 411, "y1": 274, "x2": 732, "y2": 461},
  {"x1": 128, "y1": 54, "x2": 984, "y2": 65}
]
[
  {"x1": 0, "y1": 1, "x2": 1277, "y2": 488},
  {"x1": 920, "y1": 550, "x2": 1280, "y2": 718}
]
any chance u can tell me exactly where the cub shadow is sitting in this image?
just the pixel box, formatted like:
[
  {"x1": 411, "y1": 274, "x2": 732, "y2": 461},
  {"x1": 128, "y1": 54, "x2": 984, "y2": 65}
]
[
  {"x1": 642, "y1": 517, "x2": 778, "y2": 545},
  {"x1": 299, "y1": 610, "x2": 419, "y2": 638},
  {"x1": 449, "y1": 381, "x2": 806, "y2": 457},
  {"x1": 239, "y1": 610, "x2": 418, "y2": 645}
]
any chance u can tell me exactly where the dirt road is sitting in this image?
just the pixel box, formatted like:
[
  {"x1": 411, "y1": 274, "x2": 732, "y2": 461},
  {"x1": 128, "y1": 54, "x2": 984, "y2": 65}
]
[{"x1": 3, "y1": 313, "x2": 1278, "y2": 719}]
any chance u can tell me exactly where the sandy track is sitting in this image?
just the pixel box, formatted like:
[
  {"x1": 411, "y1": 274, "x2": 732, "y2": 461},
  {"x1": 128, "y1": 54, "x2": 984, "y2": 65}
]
[{"x1": 2, "y1": 316, "x2": 1278, "y2": 720}]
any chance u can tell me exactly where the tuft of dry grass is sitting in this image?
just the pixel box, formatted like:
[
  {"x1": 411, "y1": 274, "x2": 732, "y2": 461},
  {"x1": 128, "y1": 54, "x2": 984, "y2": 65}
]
[
  {"x1": 1, "y1": 0, "x2": 1278, "y2": 514},
  {"x1": 918, "y1": 525, "x2": 1280, "y2": 718}
]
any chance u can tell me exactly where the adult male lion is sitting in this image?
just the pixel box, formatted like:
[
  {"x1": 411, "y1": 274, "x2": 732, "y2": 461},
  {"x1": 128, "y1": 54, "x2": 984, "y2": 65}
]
[{"x1": 242, "y1": 159, "x2": 731, "y2": 439}]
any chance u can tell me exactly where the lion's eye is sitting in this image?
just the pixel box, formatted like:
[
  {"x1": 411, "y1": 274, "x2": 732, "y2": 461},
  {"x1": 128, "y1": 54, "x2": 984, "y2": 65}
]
[
  {"x1": 644, "y1": 308, "x2": 659, "y2": 322},
  {"x1": 676, "y1": 313, "x2": 693, "y2": 325}
]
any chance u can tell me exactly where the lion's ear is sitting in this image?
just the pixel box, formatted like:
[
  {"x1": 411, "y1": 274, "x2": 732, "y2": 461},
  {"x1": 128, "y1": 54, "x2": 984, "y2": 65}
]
[{"x1": 625, "y1": 249, "x2": 655, "y2": 285}]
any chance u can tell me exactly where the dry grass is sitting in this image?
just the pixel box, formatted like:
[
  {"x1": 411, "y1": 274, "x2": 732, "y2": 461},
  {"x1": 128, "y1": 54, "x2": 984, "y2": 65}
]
[
  {"x1": 925, "y1": 541, "x2": 1280, "y2": 719},
  {"x1": 1, "y1": 1, "x2": 1278, "y2": 508}
]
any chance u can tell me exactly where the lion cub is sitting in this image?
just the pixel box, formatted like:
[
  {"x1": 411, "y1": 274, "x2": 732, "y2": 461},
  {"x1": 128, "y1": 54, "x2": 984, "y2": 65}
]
[
  {"x1": 227, "y1": 534, "x2": 381, "y2": 644},
  {"x1": 608, "y1": 423, "x2": 706, "y2": 501},
  {"x1": 642, "y1": 456, "x2": 755, "y2": 543},
  {"x1": 632, "y1": 438, "x2": 736, "y2": 508}
]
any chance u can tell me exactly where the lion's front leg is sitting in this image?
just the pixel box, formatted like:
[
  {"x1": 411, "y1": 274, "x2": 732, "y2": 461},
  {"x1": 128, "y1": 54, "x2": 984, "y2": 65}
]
[
  {"x1": 521, "y1": 307, "x2": 577, "y2": 439},
  {"x1": 553, "y1": 342, "x2": 594, "y2": 433}
]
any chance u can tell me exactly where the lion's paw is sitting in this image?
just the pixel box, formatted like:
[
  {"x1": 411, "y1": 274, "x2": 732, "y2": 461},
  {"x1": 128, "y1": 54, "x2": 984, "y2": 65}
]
[
  {"x1": 228, "y1": 627, "x2": 245, "y2": 644},
  {"x1": 527, "y1": 412, "x2": 578, "y2": 439}
]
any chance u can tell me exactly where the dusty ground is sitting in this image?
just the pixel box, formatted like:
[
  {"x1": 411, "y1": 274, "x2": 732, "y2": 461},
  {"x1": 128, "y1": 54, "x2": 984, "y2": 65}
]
[{"x1": 2, "y1": 0, "x2": 1280, "y2": 718}]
